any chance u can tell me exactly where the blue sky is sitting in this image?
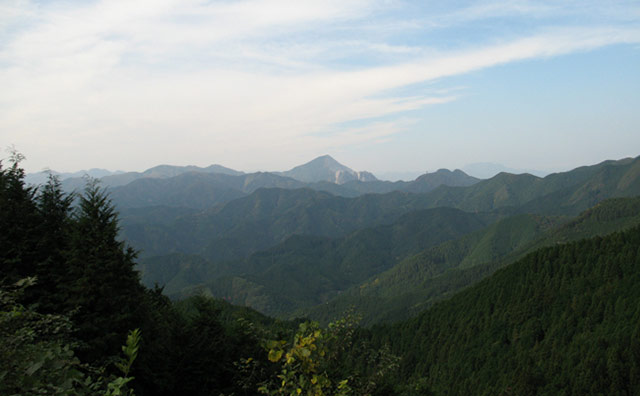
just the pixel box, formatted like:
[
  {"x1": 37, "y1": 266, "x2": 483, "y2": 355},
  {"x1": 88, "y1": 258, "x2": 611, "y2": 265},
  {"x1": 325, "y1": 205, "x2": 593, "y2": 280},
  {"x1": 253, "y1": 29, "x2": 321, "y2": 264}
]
[{"x1": 1, "y1": 0, "x2": 639, "y2": 176}]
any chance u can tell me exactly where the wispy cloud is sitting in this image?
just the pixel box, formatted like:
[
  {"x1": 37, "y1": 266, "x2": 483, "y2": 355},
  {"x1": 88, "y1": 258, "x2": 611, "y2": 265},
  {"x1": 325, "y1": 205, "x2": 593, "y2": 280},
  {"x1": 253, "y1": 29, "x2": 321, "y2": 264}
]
[{"x1": 1, "y1": 0, "x2": 639, "y2": 171}]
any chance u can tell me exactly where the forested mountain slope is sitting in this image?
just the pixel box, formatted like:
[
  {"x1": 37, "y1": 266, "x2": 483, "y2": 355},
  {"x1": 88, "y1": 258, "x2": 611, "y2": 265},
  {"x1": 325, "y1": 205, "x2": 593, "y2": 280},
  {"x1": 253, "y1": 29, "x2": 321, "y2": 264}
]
[
  {"x1": 159, "y1": 207, "x2": 495, "y2": 315},
  {"x1": 421, "y1": 155, "x2": 640, "y2": 214},
  {"x1": 120, "y1": 188, "x2": 444, "y2": 260},
  {"x1": 306, "y1": 213, "x2": 558, "y2": 325},
  {"x1": 307, "y1": 196, "x2": 640, "y2": 325},
  {"x1": 368, "y1": 223, "x2": 640, "y2": 395}
]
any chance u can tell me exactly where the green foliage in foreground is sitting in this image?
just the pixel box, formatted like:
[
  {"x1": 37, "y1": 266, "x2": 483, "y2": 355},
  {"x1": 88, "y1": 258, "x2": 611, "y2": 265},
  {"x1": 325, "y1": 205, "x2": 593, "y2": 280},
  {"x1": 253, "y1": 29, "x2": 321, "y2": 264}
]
[
  {"x1": 1, "y1": 155, "x2": 294, "y2": 396},
  {"x1": 260, "y1": 321, "x2": 354, "y2": 396},
  {"x1": 258, "y1": 315, "x2": 398, "y2": 396},
  {"x1": 0, "y1": 278, "x2": 140, "y2": 396},
  {"x1": 367, "y1": 224, "x2": 640, "y2": 395},
  {"x1": 106, "y1": 329, "x2": 141, "y2": 396}
]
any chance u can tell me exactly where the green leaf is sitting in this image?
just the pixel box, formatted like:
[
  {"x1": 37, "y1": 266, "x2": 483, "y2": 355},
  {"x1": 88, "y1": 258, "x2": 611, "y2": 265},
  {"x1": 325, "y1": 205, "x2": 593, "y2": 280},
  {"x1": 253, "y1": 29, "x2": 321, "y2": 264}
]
[
  {"x1": 26, "y1": 360, "x2": 44, "y2": 376},
  {"x1": 268, "y1": 349, "x2": 283, "y2": 362}
]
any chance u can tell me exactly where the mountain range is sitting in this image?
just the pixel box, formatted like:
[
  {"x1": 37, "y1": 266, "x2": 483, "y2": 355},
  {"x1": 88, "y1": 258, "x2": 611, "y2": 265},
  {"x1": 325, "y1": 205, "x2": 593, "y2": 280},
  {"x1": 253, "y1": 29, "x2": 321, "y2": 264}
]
[
  {"x1": 125, "y1": 154, "x2": 640, "y2": 324},
  {"x1": 24, "y1": 168, "x2": 125, "y2": 186},
  {"x1": 26, "y1": 155, "x2": 481, "y2": 210},
  {"x1": 28, "y1": 154, "x2": 640, "y2": 323}
]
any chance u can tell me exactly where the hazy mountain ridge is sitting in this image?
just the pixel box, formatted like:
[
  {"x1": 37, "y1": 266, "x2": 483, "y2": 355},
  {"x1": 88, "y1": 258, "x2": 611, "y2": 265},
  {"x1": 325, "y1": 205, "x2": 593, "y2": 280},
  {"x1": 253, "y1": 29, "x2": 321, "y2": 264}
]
[
  {"x1": 120, "y1": 154, "x2": 640, "y2": 261},
  {"x1": 29, "y1": 155, "x2": 481, "y2": 210},
  {"x1": 120, "y1": 154, "x2": 640, "y2": 260},
  {"x1": 124, "y1": 155, "x2": 640, "y2": 324},
  {"x1": 109, "y1": 166, "x2": 481, "y2": 210},
  {"x1": 25, "y1": 168, "x2": 125, "y2": 186},
  {"x1": 109, "y1": 171, "x2": 305, "y2": 210},
  {"x1": 463, "y1": 162, "x2": 549, "y2": 178}
]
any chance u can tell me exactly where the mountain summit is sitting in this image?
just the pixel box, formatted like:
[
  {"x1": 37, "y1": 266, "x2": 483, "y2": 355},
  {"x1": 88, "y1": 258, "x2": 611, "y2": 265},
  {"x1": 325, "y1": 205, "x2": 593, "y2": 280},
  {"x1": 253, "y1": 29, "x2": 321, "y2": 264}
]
[{"x1": 279, "y1": 155, "x2": 377, "y2": 184}]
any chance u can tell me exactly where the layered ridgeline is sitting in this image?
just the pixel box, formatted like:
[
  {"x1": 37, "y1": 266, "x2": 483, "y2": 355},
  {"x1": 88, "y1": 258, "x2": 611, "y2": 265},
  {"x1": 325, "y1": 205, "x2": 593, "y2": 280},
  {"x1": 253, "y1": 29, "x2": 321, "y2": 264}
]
[
  {"x1": 66, "y1": 163, "x2": 242, "y2": 191},
  {"x1": 153, "y1": 207, "x2": 498, "y2": 315},
  {"x1": 108, "y1": 157, "x2": 478, "y2": 209},
  {"x1": 367, "y1": 223, "x2": 640, "y2": 395},
  {"x1": 306, "y1": 196, "x2": 640, "y2": 325},
  {"x1": 123, "y1": 155, "x2": 640, "y2": 259},
  {"x1": 29, "y1": 155, "x2": 639, "y2": 215},
  {"x1": 132, "y1": 156, "x2": 640, "y2": 321},
  {"x1": 27, "y1": 155, "x2": 480, "y2": 210},
  {"x1": 121, "y1": 188, "x2": 463, "y2": 261},
  {"x1": 24, "y1": 168, "x2": 125, "y2": 186},
  {"x1": 154, "y1": 196, "x2": 640, "y2": 322}
]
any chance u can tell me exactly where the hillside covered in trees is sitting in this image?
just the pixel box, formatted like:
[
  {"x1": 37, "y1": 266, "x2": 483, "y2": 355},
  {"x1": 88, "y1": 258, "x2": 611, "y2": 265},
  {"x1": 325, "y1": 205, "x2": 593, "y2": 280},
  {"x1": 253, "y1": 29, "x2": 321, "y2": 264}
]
[
  {"x1": 368, "y1": 223, "x2": 640, "y2": 395},
  {"x1": 4, "y1": 153, "x2": 640, "y2": 395}
]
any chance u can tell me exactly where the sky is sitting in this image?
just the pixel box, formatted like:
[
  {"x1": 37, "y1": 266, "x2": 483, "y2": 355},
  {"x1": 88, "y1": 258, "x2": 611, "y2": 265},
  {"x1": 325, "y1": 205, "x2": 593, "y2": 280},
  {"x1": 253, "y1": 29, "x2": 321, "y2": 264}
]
[{"x1": 1, "y1": 0, "x2": 640, "y2": 176}]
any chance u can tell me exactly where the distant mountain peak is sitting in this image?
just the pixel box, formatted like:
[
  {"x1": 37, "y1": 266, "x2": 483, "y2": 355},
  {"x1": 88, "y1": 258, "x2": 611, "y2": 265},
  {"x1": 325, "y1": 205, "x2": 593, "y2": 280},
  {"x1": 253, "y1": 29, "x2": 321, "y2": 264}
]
[
  {"x1": 315, "y1": 154, "x2": 338, "y2": 162},
  {"x1": 303, "y1": 155, "x2": 345, "y2": 169},
  {"x1": 403, "y1": 168, "x2": 479, "y2": 193},
  {"x1": 279, "y1": 155, "x2": 377, "y2": 184},
  {"x1": 462, "y1": 162, "x2": 549, "y2": 179}
]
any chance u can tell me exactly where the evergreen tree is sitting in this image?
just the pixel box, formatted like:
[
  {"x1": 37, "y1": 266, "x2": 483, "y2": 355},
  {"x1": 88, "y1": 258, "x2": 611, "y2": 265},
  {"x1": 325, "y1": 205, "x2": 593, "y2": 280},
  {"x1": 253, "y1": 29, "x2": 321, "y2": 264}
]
[
  {"x1": 0, "y1": 152, "x2": 41, "y2": 282},
  {"x1": 66, "y1": 180, "x2": 144, "y2": 363},
  {"x1": 27, "y1": 174, "x2": 75, "y2": 312}
]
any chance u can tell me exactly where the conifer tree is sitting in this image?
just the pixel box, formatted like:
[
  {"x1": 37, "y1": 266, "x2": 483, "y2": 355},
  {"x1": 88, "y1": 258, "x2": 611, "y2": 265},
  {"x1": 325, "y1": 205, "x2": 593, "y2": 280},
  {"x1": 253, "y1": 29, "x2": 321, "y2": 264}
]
[
  {"x1": 0, "y1": 152, "x2": 41, "y2": 282},
  {"x1": 28, "y1": 174, "x2": 75, "y2": 312},
  {"x1": 67, "y1": 180, "x2": 144, "y2": 363}
]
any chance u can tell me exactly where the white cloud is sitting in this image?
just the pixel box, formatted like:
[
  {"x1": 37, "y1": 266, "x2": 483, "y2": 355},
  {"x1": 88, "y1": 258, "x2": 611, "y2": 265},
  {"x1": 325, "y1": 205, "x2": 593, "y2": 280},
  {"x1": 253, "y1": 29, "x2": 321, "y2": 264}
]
[{"x1": 1, "y1": 0, "x2": 640, "y2": 171}]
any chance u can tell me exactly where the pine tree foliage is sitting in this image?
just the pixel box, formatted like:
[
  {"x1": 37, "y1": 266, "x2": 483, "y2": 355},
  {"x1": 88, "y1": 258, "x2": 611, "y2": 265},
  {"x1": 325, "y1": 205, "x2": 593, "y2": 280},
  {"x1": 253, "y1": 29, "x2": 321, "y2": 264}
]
[
  {"x1": 368, "y1": 225, "x2": 640, "y2": 395},
  {"x1": 0, "y1": 154, "x2": 41, "y2": 282},
  {"x1": 67, "y1": 180, "x2": 145, "y2": 362},
  {"x1": 29, "y1": 174, "x2": 75, "y2": 313}
]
